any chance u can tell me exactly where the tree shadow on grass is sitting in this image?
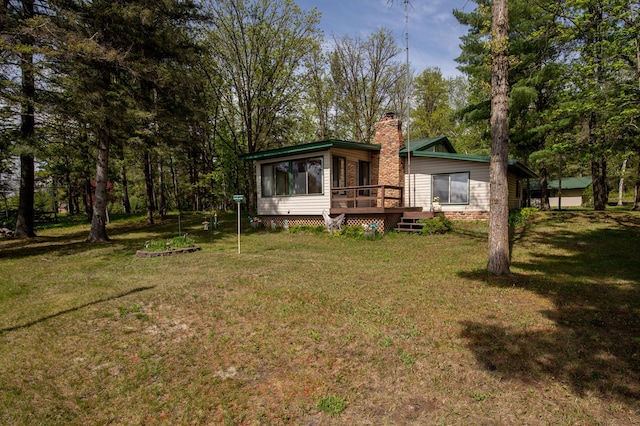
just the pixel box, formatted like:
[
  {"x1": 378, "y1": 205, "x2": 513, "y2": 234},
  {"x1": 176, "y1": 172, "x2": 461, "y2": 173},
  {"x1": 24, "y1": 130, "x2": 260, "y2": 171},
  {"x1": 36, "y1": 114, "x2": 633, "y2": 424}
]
[
  {"x1": 0, "y1": 214, "x2": 222, "y2": 260},
  {"x1": 0, "y1": 285, "x2": 156, "y2": 334},
  {"x1": 458, "y1": 213, "x2": 640, "y2": 406}
]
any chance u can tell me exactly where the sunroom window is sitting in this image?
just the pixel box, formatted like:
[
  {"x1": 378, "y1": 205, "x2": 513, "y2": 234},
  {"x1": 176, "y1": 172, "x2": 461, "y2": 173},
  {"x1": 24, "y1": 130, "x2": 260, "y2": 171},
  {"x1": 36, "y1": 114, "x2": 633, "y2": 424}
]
[
  {"x1": 432, "y1": 172, "x2": 469, "y2": 204},
  {"x1": 261, "y1": 157, "x2": 323, "y2": 197}
]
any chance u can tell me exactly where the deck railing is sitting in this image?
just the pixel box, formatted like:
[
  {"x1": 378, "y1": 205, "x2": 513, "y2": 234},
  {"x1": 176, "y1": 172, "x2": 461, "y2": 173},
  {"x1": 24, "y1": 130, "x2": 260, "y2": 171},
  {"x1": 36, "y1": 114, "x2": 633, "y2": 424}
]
[{"x1": 330, "y1": 185, "x2": 403, "y2": 209}]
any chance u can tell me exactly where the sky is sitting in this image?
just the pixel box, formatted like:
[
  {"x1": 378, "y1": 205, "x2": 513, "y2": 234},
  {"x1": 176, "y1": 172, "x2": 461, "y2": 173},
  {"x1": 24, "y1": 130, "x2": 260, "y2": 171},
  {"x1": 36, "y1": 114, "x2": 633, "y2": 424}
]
[{"x1": 295, "y1": 0, "x2": 473, "y2": 78}]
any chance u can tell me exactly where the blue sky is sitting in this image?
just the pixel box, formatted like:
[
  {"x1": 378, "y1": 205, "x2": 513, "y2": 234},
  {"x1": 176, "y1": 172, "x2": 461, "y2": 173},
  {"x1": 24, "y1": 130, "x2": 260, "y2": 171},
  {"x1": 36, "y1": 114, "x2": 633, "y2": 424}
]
[{"x1": 295, "y1": 0, "x2": 473, "y2": 78}]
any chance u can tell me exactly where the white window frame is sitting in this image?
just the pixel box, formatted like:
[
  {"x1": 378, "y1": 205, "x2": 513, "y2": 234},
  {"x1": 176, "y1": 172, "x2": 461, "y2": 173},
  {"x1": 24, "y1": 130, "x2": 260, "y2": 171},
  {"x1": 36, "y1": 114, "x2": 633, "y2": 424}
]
[
  {"x1": 432, "y1": 172, "x2": 470, "y2": 204},
  {"x1": 261, "y1": 157, "x2": 323, "y2": 197}
]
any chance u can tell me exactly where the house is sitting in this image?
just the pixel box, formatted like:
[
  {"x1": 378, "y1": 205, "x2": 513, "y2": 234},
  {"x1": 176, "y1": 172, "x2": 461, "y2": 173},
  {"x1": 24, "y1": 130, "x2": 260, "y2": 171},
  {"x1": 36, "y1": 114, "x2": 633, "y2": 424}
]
[
  {"x1": 529, "y1": 176, "x2": 592, "y2": 209},
  {"x1": 239, "y1": 113, "x2": 537, "y2": 232}
]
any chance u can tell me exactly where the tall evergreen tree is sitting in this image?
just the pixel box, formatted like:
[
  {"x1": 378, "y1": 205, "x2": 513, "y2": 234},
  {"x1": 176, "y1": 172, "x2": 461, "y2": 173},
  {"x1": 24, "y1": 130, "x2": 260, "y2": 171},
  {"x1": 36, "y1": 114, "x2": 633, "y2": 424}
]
[
  {"x1": 1, "y1": 0, "x2": 49, "y2": 238},
  {"x1": 47, "y1": 0, "x2": 200, "y2": 240},
  {"x1": 411, "y1": 67, "x2": 458, "y2": 140},
  {"x1": 487, "y1": 0, "x2": 511, "y2": 275}
]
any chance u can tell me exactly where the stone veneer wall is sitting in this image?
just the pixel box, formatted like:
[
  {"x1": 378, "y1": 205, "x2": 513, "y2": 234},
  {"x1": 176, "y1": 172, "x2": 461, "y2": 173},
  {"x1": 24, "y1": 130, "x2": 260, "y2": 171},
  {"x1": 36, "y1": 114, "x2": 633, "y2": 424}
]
[
  {"x1": 347, "y1": 160, "x2": 357, "y2": 186},
  {"x1": 370, "y1": 152, "x2": 380, "y2": 186}
]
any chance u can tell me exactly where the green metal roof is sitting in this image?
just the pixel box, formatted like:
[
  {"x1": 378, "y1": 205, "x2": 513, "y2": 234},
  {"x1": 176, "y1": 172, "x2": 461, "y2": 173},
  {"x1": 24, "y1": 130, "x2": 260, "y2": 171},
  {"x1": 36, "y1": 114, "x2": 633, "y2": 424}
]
[
  {"x1": 529, "y1": 176, "x2": 592, "y2": 191},
  {"x1": 399, "y1": 136, "x2": 456, "y2": 154},
  {"x1": 240, "y1": 135, "x2": 537, "y2": 179},
  {"x1": 402, "y1": 150, "x2": 538, "y2": 179},
  {"x1": 238, "y1": 139, "x2": 380, "y2": 161}
]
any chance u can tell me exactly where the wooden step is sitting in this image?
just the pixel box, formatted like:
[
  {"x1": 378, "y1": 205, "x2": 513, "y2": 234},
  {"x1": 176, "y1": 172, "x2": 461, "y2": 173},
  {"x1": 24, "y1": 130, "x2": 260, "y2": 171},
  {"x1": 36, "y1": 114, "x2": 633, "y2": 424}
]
[
  {"x1": 394, "y1": 217, "x2": 427, "y2": 233},
  {"x1": 394, "y1": 211, "x2": 438, "y2": 233}
]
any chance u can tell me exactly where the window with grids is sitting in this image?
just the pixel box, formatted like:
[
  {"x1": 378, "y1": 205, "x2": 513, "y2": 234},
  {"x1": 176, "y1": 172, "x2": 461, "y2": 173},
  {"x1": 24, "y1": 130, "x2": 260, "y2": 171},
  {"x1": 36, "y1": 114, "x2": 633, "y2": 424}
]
[
  {"x1": 261, "y1": 157, "x2": 323, "y2": 197},
  {"x1": 432, "y1": 172, "x2": 469, "y2": 204}
]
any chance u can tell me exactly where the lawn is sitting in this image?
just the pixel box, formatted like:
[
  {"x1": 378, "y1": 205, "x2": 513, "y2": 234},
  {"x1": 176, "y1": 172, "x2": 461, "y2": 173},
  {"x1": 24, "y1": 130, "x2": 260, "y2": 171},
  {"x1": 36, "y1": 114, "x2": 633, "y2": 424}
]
[{"x1": 0, "y1": 210, "x2": 639, "y2": 425}]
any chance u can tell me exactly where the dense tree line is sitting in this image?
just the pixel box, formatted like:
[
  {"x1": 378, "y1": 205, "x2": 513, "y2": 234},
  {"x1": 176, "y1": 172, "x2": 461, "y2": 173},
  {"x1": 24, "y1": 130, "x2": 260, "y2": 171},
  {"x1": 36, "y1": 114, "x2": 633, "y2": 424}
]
[
  {"x1": 0, "y1": 0, "x2": 411, "y2": 239},
  {"x1": 1, "y1": 0, "x2": 638, "y2": 243},
  {"x1": 454, "y1": 0, "x2": 640, "y2": 212}
]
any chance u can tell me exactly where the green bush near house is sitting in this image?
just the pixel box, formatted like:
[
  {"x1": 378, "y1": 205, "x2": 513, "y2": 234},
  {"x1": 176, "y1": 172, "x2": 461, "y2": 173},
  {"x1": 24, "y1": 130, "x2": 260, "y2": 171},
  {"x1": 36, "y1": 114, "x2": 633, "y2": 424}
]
[
  {"x1": 509, "y1": 207, "x2": 539, "y2": 227},
  {"x1": 334, "y1": 224, "x2": 364, "y2": 238},
  {"x1": 419, "y1": 215, "x2": 453, "y2": 235},
  {"x1": 333, "y1": 224, "x2": 382, "y2": 239}
]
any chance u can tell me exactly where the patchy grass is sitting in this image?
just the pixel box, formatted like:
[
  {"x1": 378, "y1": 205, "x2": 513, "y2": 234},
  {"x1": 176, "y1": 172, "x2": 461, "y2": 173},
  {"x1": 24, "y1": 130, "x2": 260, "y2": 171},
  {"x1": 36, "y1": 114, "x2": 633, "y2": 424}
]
[{"x1": 0, "y1": 211, "x2": 639, "y2": 425}]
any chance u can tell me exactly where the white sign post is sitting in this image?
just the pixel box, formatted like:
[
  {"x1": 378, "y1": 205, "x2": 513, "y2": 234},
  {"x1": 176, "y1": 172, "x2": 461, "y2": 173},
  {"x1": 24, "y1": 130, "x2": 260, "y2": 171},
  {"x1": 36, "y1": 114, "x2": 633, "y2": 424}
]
[{"x1": 233, "y1": 195, "x2": 245, "y2": 253}]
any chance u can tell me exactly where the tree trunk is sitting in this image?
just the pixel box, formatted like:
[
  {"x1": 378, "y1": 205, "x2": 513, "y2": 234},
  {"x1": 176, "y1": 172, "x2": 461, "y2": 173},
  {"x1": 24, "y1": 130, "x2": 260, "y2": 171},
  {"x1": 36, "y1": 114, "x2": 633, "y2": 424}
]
[
  {"x1": 592, "y1": 156, "x2": 608, "y2": 211},
  {"x1": 120, "y1": 164, "x2": 131, "y2": 214},
  {"x1": 157, "y1": 160, "x2": 166, "y2": 218},
  {"x1": 1, "y1": 190, "x2": 8, "y2": 220},
  {"x1": 633, "y1": 152, "x2": 640, "y2": 210},
  {"x1": 14, "y1": 1, "x2": 36, "y2": 238},
  {"x1": 188, "y1": 149, "x2": 199, "y2": 211},
  {"x1": 143, "y1": 149, "x2": 155, "y2": 224},
  {"x1": 65, "y1": 171, "x2": 74, "y2": 215},
  {"x1": 14, "y1": 153, "x2": 36, "y2": 238},
  {"x1": 0, "y1": 0, "x2": 7, "y2": 33},
  {"x1": 487, "y1": 0, "x2": 510, "y2": 276},
  {"x1": 87, "y1": 69, "x2": 112, "y2": 243},
  {"x1": 618, "y1": 158, "x2": 627, "y2": 206},
  {"x1": 87, "y1": 122, "x2": 110, "y2": 242},
  {"x1": 83, "y1": 179, "x2": 93, "y2": 219},
  {"x1": 539, "y1": 163, "x2": 551, "y2": 211},
  {"x1": 81, "y1": 128, "x2": 93, "y2": 218},
  {"x1": 170, "y1": 156, "x2": 180, "y2": 212},
  {"x1": 246, "y1": 160, "x2": 256, "y2": 214}
]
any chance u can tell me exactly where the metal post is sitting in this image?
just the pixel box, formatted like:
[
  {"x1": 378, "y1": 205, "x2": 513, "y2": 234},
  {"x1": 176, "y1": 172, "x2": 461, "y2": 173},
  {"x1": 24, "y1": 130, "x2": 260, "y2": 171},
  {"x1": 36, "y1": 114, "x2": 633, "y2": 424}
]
[
  {"x1": 232, "y1": 195, "x2": 245, "y2": 253},
  {"x1": 237, "y1": 201, "x2": 241, "y2": 254}
]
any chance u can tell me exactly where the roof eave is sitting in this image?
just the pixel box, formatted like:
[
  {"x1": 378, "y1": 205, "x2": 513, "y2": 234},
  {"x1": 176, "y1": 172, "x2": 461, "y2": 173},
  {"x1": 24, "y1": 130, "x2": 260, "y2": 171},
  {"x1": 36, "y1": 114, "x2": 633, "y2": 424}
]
[
  {"x1": 402, "y1": 151, "x2": 538, "y2": 179},
  {"x1": 238, "y1": 140, "x2": 380, "y2": 161}
]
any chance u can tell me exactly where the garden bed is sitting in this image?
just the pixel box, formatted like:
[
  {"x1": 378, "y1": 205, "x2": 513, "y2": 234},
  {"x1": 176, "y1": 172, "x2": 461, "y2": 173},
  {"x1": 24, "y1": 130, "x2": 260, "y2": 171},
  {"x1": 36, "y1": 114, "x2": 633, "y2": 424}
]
[{"x1": 135, "y1": 246, "x2": 201, "y2": 258}]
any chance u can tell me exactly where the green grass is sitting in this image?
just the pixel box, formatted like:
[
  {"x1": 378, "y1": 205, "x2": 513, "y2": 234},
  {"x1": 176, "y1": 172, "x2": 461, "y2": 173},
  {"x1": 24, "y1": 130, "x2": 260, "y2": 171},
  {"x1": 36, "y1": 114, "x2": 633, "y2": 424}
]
[{"x1": 0, "y1": 210, "x2": 639, "y2": 425}]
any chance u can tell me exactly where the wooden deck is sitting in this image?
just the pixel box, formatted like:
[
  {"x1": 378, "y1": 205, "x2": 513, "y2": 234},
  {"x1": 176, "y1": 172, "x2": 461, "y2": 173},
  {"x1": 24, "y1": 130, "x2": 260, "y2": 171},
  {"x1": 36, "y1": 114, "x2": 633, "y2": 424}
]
[
  {"x1": 330, "y1": 185, "x2": 418, "y2": 214},
  {"x1": 260, "y1": 185, "x2": 427, "y2": 233}
]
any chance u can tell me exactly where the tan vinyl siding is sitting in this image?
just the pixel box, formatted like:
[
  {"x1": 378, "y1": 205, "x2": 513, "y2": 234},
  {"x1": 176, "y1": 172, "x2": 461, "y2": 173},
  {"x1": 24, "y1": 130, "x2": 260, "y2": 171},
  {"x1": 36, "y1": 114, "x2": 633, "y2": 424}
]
[
  {"x1": 508, "y1": 174, "x2": 521, "y2": 209},
  {"x1": 330, "y1": 147, "x2": 371, "y2": 162},
  {"x1": 256, "y1": 151, "x2": 331, "y2": 216},
  {"x1": 406, "y1": 157, "x2": 490, "y2": 212},
  {"x1": 545, "y1": 190, "x2": 585, "y2": 208}
]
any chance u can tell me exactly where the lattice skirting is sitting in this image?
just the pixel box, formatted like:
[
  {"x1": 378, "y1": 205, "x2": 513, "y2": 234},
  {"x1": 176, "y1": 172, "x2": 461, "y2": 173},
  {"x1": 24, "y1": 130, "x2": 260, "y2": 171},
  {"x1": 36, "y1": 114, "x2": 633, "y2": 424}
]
[{"x1": 259, "y1": 214, "x2": 403, "y2": 234}]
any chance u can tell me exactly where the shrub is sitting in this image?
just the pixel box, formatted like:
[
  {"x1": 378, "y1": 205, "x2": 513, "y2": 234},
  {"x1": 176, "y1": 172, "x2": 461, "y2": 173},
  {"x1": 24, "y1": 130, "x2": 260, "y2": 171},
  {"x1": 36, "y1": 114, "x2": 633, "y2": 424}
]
[
  {"x1": 334, "y1": 225, "x2": 363, "y2": 238},
  {"x1": 508, "y1": 207, "x2": 538, "y2": 227},
  {"x1": 419, "y1": 215, "x2": 452, "y2": 235}
]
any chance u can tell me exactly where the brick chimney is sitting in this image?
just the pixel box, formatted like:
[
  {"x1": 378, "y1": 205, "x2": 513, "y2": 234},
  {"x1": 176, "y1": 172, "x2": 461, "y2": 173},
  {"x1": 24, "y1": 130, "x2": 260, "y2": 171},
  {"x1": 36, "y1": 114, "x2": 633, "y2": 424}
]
[{"x1": 372, "y1": 112, "x2": 405, "y2": 188}]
